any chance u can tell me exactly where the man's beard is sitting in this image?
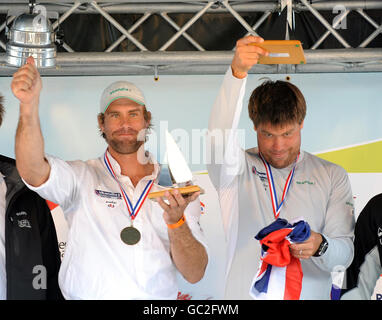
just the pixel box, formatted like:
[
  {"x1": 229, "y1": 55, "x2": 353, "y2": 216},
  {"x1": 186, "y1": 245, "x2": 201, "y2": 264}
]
[
  {"x1": 105, "y1": 128, "x2": 146, "y2": 155},
  {"x1": 260, "y1": 147, "x2": 300, "y2": 169}
]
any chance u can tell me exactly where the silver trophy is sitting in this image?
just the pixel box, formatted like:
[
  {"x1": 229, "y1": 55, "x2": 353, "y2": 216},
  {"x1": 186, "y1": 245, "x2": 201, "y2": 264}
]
[
  {"x1": 148, "y1": 130, "x2": 204, "y2": 200},
  {"x1": 5, "y1": 2, "x2": 58, "y2": 68}
]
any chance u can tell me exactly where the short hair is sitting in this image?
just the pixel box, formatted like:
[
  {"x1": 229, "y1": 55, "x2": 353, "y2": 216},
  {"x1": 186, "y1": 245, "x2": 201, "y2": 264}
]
[
  {"x1": 0, "y1": 94, "x2": 4, "y2": 127},
  {"x1": 248, "y1": 80, "x2": 306, "y2": 128}
]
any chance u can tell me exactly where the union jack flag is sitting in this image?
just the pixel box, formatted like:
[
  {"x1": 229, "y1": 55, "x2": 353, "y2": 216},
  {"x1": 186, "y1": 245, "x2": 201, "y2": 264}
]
[{"x1": 250, "y1": 218, "x2": 310, "y2": 300}]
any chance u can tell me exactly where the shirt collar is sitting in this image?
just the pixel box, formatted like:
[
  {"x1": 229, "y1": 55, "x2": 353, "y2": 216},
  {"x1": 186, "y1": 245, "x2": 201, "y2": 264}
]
[{"x1": 105, "y1": 149, "x2": 160, "y2": 181}]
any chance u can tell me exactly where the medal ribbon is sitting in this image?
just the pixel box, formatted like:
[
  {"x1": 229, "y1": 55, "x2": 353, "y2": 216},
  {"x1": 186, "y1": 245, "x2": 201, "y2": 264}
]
[
  {"x1": 259, "y1": 152, "x2": 299, "y2": 220},
  {"x1": 104, "y1": 151, "x2": 154, "y2": 222}
]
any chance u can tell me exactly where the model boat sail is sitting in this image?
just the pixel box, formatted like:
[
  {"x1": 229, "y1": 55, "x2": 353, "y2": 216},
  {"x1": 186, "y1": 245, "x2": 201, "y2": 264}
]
[{"x1": 148, "y1": 130, "x2": 203, "y2": 199}]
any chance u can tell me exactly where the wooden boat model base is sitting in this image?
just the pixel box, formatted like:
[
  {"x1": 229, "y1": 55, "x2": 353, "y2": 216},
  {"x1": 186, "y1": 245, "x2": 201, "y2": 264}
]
[{"x1": 148, "y1": 185, "x2": 204, "y2": 200}]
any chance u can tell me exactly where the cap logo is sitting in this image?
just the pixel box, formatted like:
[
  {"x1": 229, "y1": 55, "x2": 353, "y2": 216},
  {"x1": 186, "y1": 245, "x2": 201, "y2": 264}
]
[{"x1": 110, "y1": 88, "x2": 130, "y2": 95}]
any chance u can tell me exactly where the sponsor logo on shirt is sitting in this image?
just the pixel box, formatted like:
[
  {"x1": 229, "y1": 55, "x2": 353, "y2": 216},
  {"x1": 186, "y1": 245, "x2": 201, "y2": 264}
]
[
  {"x1": 345, "y1": 201, "x2": 355, "y2": 217},
  {"x1": 346, "y1": 201, "x2": 354, "y2": 208},
  {"x1": 200, "y1": 201, "x2": 205, "y2": 214},
  {"x1": 14, "y1": 211, "x2": 32, "y2": 228},
  {"x1": 252, "y1": 166, "x2": 268, "y2": 191},
  {"x1": 252, "y1": 165, "x2": 267, "y2": 179},
  {"x1": 105, "y1": 200, "x2": 118, "y2": 209},
  {"x1": 95, "y1": 190, "x2": 121, "y2": 209},
  {"x1": 94, "y1": 189, "x2": 122, "y2": 200},
  {"x1": 295, "y1": 180, "x2": 315, "y2": 185},
  {"x1": 18, "y1": 219, "x2": 31, "y2": 228},
  {"x1": 378, "y1": 227, "x2": 382, "y2": 245}
]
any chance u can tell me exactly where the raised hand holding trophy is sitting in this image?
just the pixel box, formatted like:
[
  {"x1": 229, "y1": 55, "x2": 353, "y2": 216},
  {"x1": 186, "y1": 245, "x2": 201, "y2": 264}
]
[{"x1": 148, "y1": 130, "x2": 204, "y2": 200}]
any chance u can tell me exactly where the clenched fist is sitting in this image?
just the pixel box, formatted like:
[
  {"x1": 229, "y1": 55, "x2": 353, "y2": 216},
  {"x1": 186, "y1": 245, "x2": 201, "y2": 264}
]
[
  {"x1": 11, "y1": 56, "x2": 42, "y2": 108},
  {"x1": 289, "y1": 230, "x2": 323, "y2": 260},
  {"x1": 231, "y1": 35, "x2": 269, "y2": 79}
]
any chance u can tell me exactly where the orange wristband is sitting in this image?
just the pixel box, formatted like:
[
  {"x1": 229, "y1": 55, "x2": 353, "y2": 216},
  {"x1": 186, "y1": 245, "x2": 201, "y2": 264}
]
[{"x1": 167, "y1": 215, "x2": 186, "y2": 229}]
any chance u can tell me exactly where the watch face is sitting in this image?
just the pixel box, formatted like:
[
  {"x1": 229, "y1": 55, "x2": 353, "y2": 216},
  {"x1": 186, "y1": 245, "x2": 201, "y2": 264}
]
[
  {"x1": 314, "y1": 236, "x2": 328, "y2": 257},
  {"x1": 320, "y1": 242, "x2": 328, "y2": 255},
  {"x1": 319, "y1": 238, "x2": 328, "y2": 256}
]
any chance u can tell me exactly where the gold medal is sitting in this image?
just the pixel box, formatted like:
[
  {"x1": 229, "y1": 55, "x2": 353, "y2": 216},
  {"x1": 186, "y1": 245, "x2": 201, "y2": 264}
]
[
  {"x1": 120, "y1": 226, "x2": 141, "y2": 245},
  {"x1": 104, "y1": 151, "x2": 154, "y2": 246}
]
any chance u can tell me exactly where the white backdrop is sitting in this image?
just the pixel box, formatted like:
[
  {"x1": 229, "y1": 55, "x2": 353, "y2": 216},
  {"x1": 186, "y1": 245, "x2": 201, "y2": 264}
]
[{"x1": 0, "y1": 71, "x2": 381, "y2": 299}]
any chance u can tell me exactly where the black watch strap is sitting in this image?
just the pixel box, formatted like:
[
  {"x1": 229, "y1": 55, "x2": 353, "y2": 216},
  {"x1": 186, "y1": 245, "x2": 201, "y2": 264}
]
[{"x1": 313, "y1": 234, "x2": 329, "y2": 257}]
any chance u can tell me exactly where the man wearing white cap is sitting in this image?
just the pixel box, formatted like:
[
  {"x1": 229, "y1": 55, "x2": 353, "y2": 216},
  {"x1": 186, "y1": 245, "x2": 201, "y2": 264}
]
[{"x1": 11, "y1": 56, "x2": 208, "y2": 300}]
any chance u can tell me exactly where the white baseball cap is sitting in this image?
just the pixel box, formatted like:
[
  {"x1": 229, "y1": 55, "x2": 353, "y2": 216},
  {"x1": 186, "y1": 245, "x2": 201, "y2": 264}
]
[{"x1": 100, "y1": 80, "x2": 146, "y2": 113}]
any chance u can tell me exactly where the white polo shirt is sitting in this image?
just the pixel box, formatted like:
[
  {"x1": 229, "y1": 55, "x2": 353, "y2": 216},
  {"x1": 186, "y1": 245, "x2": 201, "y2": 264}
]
[{"x1": 25, "y1": 151, "x2": 207, "y2": 300}]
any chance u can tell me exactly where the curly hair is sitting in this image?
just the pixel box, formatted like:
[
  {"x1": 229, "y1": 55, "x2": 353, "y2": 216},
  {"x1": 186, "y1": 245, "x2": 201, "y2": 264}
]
[{"x1": 248, "y1": 80, "x2": 306, "y2": 128}]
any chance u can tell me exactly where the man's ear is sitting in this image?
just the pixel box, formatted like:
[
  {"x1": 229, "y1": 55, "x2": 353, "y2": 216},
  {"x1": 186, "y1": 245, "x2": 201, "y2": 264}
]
[
  {"x1": 300, "y1": 120, "x2": 304, "y2": 130},
  {"x1": 97, "y1": 113, "x2": 105, "y2": 132},
  {"x1": 145, "y1": 110, "x2": 152, "y2": 128}
]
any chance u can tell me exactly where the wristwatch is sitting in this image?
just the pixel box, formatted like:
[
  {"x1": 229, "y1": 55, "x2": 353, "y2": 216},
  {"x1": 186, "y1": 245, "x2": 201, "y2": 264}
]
[{"x1": 313, "y1": 234, "x2": 329, "y2": 257}]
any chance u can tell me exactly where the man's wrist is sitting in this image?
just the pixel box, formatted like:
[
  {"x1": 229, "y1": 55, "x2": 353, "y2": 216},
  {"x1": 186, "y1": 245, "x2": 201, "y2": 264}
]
[
  {"x1": 19, "y1": 100, "x2": 39, "y2": 115},
  {"x1": 313, "y1": 234, "x2": 329, "y2": 257},
  {"x1": 167, "y1": 214, "x2": 186, "y2": 229},
  {"x1": 231, "y1": 66, "x2": 248, "y2": 79}
]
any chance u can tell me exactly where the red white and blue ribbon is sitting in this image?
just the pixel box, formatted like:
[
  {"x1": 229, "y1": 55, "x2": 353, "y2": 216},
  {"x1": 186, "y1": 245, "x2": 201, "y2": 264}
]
[
  {"x1": 250, "y1": 218, "x2": 311, "y2": 300},
  {"x1": 104, "y1": 150, "x2": 154, "y2": 222},
  {"x1": 259, "y1": 153, "x2": 299, "y2": 219}
]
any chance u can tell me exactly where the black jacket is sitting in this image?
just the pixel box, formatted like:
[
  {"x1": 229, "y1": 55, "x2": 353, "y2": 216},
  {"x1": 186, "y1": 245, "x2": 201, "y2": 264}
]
[
  {"x1": 342, "y1": 193, "x2": 382, "y2": 296},
  {"x1": 0, "y1": 155, "x2": 63, "y2": 300}
]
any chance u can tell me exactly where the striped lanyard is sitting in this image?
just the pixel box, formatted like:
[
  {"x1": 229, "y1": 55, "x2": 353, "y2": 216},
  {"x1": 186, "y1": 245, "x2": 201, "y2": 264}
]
[
  {"x1": 259, "y1": 152, "x2": 299, "y2": 220},
  {"x1": 103, "y1": 151, "x2": 154, "y2": 223}
]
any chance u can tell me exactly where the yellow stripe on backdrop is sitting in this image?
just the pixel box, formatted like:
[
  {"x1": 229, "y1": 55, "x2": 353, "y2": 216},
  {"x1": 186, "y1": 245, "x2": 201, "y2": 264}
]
[{"x1": 316, "y1": 140, "x2": 382, "y2": 173}]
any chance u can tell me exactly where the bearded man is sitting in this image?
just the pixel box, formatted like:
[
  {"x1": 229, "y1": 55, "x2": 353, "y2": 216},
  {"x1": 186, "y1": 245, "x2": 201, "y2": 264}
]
[
  {"x1": 11, "y1": 57, "x2": 208, "y2": 300},
  {"x1": 207, "y1": 36, "x2": 355, "y2": 300}
]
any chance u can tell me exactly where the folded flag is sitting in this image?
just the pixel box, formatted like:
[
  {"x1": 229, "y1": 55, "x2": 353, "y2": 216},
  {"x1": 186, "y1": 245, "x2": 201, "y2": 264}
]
[{"x1": 250, "y1": 218, "x2": 311, "y2": 300}]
